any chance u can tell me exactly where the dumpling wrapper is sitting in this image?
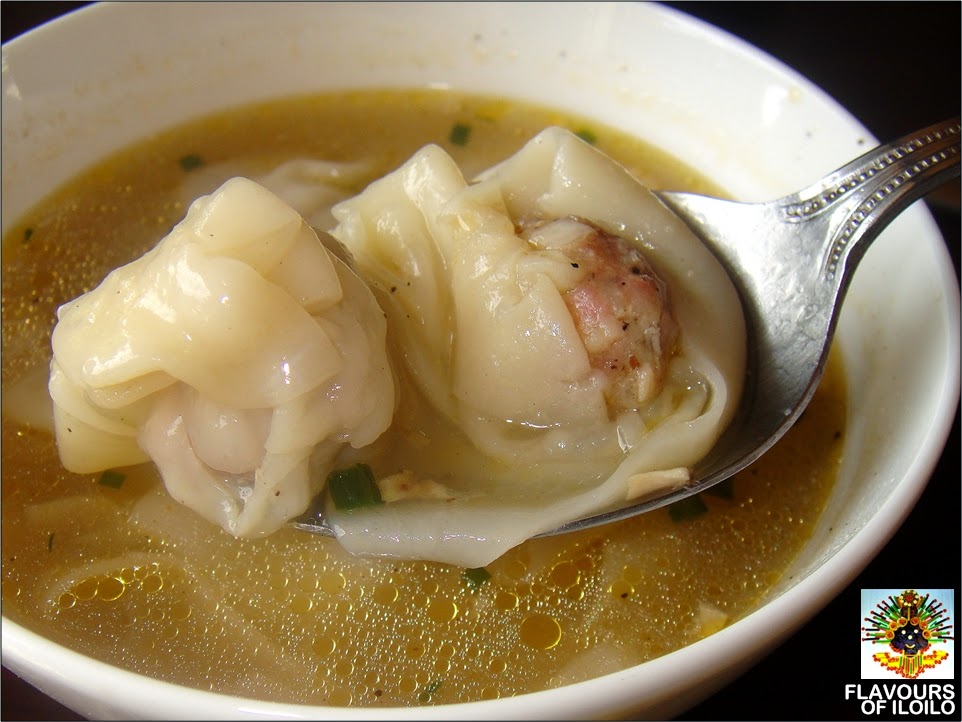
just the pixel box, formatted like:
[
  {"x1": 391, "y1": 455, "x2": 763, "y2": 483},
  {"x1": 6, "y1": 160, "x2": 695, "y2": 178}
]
[
  {"x1": 325, "y1": 127, "x2": 746, "y2": 567},
  {"x1": 49, "y1": 177, "x2": 395, "y2": 536}
]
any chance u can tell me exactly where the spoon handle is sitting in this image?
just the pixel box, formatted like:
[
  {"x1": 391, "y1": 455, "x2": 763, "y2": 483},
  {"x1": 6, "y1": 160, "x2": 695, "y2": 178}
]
[{"x1": 782, "y1": 117, "x2": 960, "y2": 292}]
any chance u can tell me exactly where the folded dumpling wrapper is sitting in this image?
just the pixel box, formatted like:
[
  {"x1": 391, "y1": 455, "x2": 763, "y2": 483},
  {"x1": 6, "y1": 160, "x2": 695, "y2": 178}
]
[
  {"x1": 325, "y1": 127, "x2": 746, "y2": 566},
  {"x1": 49, "y1": 177, "x2": 395, "y2": 537},
  {"x1": 49, "y1": 129, "x2": 745, "y2": 568}
]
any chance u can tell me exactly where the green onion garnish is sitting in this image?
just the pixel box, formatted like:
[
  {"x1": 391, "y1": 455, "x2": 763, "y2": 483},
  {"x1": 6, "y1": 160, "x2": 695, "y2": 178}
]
[
  {"x1": 668, "y1": 494, "x2": 708, "y2": 522},
  {"x1": 705, "y1": 477, "x2": 734, "y2": 500},
  {"x1": 97, "y1": 470, "x2": 126, "y2": 489},
  {"x1": 327, "y1": 463, "x2": 383, "y2": 510},
  {"x1": 574, "y1": 128, "x2": 598, "y2": 144},
  {"x1": 418, "y1": 679, "x2": 443, "y2": 703},
  {"x1": 178, "y1": 153, "x2": 204, "y2": 172},
  {"x1": 449, "y1": 123, "x2": 472, "y2": 146},
  {"x1": 461, "y1": 567, "x2": 491, "y2": 590}
]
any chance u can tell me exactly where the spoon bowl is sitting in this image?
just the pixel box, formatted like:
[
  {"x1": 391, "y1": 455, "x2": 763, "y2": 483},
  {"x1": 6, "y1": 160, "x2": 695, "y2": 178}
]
[{"x1": 552, "y1": 117, "x2": 960, "y2": 533}]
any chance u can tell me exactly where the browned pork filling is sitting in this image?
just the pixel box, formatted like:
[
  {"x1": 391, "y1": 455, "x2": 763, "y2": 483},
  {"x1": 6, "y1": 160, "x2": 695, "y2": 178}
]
[{"x1": 520, "y1": 217, "x2": 678, "y2": 412}]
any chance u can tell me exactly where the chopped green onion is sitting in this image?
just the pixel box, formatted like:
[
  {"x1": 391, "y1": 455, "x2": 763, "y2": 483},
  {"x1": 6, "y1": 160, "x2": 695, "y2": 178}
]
[
  {"x1": 22, "y1": 228, "x2": 34, "y2": 244},
  {"x1": 47, "y1": 532, "x2": 55, "y2": 552},
  {"x1": 462, "y1": 567, "x2": 491, "y2": 590},
  {"x1": 449, "y1": 123, "x2": 472, "y2": 146},
  {"x1": 417, "y1": 679, "x2": 443, "y2": 703},
  {"x1": 97, "y1": 470, "x2": 126, "y2": 489},
  {"x1": 705, "y1": 478, "x2": 734, "y2": 500},
  {"x1": 574, "y1": 128, "x2": 598, "y2": 144},
  {"x1": 327, "y1": 463, "x2": 383, "y2": 510},
  {"x1": 178, "y1": 153, "x2": 204, "y2": 172},
  {"x1": 668, "y1": 494, "x2": 708, "y2": 522}
]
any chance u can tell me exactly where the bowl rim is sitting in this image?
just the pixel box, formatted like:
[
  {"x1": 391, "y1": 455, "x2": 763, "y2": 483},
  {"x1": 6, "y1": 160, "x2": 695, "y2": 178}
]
[{"x1": 2, "y1": 2, "x2": 960, "y2": 719}]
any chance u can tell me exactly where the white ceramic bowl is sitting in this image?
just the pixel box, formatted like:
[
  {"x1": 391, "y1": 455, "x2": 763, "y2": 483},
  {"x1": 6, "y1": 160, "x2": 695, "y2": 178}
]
[{"x1": 2, "y1": 3, "x2": 959, "y2": 719}]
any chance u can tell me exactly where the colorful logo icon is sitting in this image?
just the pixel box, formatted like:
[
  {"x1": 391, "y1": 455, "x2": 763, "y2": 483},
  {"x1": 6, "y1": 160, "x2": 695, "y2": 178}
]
[{"x1": 861, "y1": 589, "x2": 954, "y2": 679}]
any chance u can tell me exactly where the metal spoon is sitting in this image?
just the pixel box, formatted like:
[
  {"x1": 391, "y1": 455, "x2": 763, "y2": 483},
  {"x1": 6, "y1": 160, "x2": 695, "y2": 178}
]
[
  {"x1": 295, "y1": 117, "x2": 960, "y2": 538},
  {"x1": 548, "y1": 116, "x2": 960, "y2": 535}
]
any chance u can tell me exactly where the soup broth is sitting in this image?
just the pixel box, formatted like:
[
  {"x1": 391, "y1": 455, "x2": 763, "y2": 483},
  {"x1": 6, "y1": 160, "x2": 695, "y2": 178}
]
[{"x1": 1, "y1": 89, "x2": 845, "y2": 706}]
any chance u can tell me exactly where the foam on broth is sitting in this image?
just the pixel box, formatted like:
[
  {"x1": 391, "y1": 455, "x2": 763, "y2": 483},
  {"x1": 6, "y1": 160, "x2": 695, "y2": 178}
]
[{"x1": 0, "y1": 89, "x2": 845, "y2": 706}]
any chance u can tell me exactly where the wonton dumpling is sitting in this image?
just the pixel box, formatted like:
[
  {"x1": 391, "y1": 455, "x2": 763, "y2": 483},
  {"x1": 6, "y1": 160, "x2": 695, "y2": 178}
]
[
  {"x1": 326, "y1": 127, "x2": 746, "y2": 566},
  {"x1": 49, "y1": 177, "x2": 395, "y2": 536}
]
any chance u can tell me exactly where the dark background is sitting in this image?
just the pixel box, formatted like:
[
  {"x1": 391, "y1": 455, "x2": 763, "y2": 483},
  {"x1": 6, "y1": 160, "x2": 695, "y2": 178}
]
[{"x1": 2, "y1": 2, "x2": 959, "y2": 720}]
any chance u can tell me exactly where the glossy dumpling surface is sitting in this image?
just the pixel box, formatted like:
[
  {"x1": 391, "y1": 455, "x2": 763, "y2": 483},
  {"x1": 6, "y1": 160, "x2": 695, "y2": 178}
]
[
  {"x1": 326, "y1": 127, "x2": 746, "y2": 566},
  {"x1": 48, "y1": 177, "x2": 395, "y2": 536}
]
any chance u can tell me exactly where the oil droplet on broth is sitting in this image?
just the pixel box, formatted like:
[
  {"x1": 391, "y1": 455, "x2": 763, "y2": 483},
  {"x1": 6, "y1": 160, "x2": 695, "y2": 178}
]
[
  {"x1": 363, "y1": 670, "x2": 381, "y2": 688},
  {"x1": 97, "y1": 576, "x2": 126, "y2": 601},
  {"x1": 372, "y1": 583, "x2": 398, "y2": 604},
  {"x1": 317, "y1": 570, "x2": 345, "y2": 595},
  {"x1": 118, "y1": 567, "x2": 137, "y2": 584},
  {"x1": 519, "y1": 613, "x2": 562, "y2": 650},
  {"x1": 297, "y1": 575, "x2": 319, "y2": 593},
  {"x1": 398, "y1": 676, "x2": 418, "y2": 694},
  {"x1": 426, "y1": 597, "x2": 458, "y2": 623},
  {"x1": 169, "y1": 601, "x2": 192, "y2": 621},
  {"x1": 317, "y1": 655, "x2": 338, "y2": 680},
  {"x1": 622, "y1": 564, "x2": 644, "y2": 584},
  {"x1": 289, "y1": 594, "x2": 313, "y2": 614},
  {"x1": 548, "y1": 561, "x2": 580, "y2": 590},
  {"x1": 327, "y1": 687, "x2": 352, "y2": 706},
  {"x1": 608, "y1": 579, "x2": 634, "y2": 599},
  {"x1": 488, "y1": 657, "x2": 507, "y2": 674},
  {"x1": 437, "y1": 642, "x2": 456, "y2": 659},
  {"x1": 133, "y1": 563, "x2": 158, "y2": 581},
  {"x1": 141, "y1": 573, "x2": 164, "y2": 594},
  {"x1": 73, "y1": 578, "x2": 99, "y2": 601}
]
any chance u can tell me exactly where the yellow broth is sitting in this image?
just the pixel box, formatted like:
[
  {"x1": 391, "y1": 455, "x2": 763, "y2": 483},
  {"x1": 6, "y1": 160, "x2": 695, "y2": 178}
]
[{"x1": 0, "y1": 89, "x2": 845, "y2": 706}]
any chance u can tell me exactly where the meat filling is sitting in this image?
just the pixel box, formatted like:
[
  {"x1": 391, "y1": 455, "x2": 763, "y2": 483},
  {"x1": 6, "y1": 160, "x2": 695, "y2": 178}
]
[{"x1": 521, "y1": 217, "x2": 679, "y2": 412}]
